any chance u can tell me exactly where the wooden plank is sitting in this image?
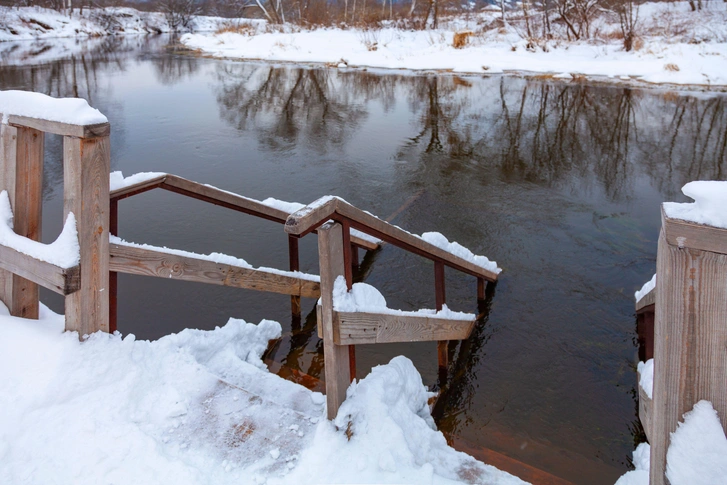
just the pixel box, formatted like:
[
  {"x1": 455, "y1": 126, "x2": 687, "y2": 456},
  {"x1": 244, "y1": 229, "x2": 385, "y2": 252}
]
[
  {"x1": 649, "y1": 228, "x2": 727, "y2": 485},
  {"x1": 109, "y1": 174, "x2": 167, "y2": 200},
  {"x1": 663, "y1": 207, "x2": 727, "y2": 256},
  {"x1": 285, "y1": 196, "x2": 500, "y2": 281},
  {"x1": 333, "y1": 311, "x2": 475, "y2": 345},
  {"x1": 109, "y1": 243, "x2": 321, "y2": 298},
  {"x1": 63, "y1": 135, "x2": 110, "y2": 337},
  {"x1": 635, "y1": 287, "x2": 655, "y2": 313},
  {"x1": 8, "y1": 115, "x2": 110, "y2": 139},
  {"x1": 317, "y1": 222, "x2": 351, "y2": 420},
  {"x1": 638, "y1": 370, "x2": 653, "y2": 443},
  {"x1": 11, "y1": 127, "x2": 44, "y2": 319},
  {"x1": 0, "y1": 122, "x2": 18, "y2": 309},
  {"x1": 0, "y1": 243, "x2": 80, "y2": 295}
]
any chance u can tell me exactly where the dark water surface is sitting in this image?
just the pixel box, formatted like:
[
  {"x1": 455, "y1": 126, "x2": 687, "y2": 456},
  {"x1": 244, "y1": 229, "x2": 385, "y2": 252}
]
[{"x1": 2, "y1": 35, "x2": 726, "y2": 484}]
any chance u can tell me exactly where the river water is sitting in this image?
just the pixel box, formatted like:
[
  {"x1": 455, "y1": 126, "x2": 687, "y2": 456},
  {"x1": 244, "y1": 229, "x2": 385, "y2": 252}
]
[{"x1": 2, "y1": 34, "x2": 726, "y2": 484}]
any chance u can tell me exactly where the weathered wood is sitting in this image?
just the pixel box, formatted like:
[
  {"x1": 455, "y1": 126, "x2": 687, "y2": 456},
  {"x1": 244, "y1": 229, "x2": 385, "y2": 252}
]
[
  {"x1": 63, "y1": 135, "x2": 110, "y2": 337},
  {"x1": 288, "y1": 235, "x2": 301, "y2": 317},
  {"x1": 0, "y1": 243, "x2": 80, "y2": 295},
  {"x1": 635, "y1": 288, "x2": 655, "y2": 313},
  {"x1": 109, "y1": 199, "x2": 118, "y2": 333},
  {"x1": 435, "y1": 260, "x2": 449, "y2": 377},
  {"x1": 638, "y1": 369, "x2": 653, "y2": 443},
  {"x1": 318, "y1": 222, "x2": 352, "y2": 419},
  {"x1": 637, "y1": 309, "x2": 655, "y2": 362},
  {"x1": 649, "y1": 227, "x2": 727, "y2": 485},
  {"x1": 0, "y1": 122, "x2": 18, "y2": 310},
  {"x1": 109, "y1": 243, "x2": 321, "y2": 298},
  {"x1": 11, "y1": 127, "x2": 44, "y2": 319},
  {"x1": 333, "y1": 311, "x2": 475, "y2": 345},
  {"x1": 477, "y1": 277, "x2": 486, "y2": 300},
  {"x1": 9, "y1": 115, "x2": 110, "y2": 139},
  {"x1": 109, "y1": 174, "x2": 167, "y2": 200},
  {"x1": 285, "y1": 196, "x2": 500, "y2": 281},
  {"x1": 663, "y1": 207, "x2": 727, "y2": 256}
]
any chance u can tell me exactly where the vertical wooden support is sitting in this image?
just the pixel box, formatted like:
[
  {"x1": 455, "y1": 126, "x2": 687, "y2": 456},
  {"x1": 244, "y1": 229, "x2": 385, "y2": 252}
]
[
  {"x1": 0, "y1": 122, "x2": 18, "y2": 312},
  {"x1": 351, "y1": 245, "x2": 359, "y2": 273},
  {"x1": 288, "y1": 234, "x2": 301, "y2": 321},
  {"x1": 340, "y1": 219, "x2": 356, "y2": 382},
  {"x1": 109, "y1": 198, "x2": 118, "y2": 334},
  {"x1": 435, "y1": 260, "x2": 448, "y2": 381},
  {"x1": 8, "y1": 127, "x2": 44, "y2": 319},
  {"x1": 63, "y1": 134, "x2": 110, "y2": 337},
  {"x1": 477, "y1": 277, "x2": 486, "y2": 300},
  {"x1": 318, "y1": 222, "x2": 352, "y2": 419},
  {"x1": 649, "y1": 224, "x2": 727, "y2": 485}
]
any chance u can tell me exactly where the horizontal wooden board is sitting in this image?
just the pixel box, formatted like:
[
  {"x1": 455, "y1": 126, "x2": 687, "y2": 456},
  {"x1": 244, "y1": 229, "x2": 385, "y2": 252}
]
[
  {"x1": 635, "y1": 288, "x2": 655, "y2": 313},
  {"x1": 0, "y1": 243, "x2": 80, "y2": 295},
  {"x1": 285, "y1": 197, "x2": 499, "y2": 281},
  {"x1": 109, "y1": 174, "x2": 167, "y2": 200},
  {"x1": 663, "y1": 207, "x2": 727, "y2": 255},
  {"x1": 110, "y1": 243, "x2": 320, "y2": 298},
  {"x1": 332, "y1": 310, "x2": 475, "y2": 345},
  {"x1": 8, "y1": 115, "x2": 110, "y2": 139}
]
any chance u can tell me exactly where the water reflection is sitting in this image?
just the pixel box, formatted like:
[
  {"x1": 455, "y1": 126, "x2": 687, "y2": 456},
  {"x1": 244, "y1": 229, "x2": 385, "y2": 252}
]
[{"x1": 3, "y1": 40, "x2": 727, "y2": 484}]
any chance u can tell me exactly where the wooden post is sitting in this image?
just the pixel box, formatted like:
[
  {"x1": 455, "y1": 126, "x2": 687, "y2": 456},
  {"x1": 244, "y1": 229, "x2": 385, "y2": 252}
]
[
  {"x1": 5, "y1": 127, "x2": 44, "y2": 319},
  {"x1": 340, "y1": 219, "x2": 356, "y2": 382},
  {"x1": 649, "y1": 215, "x2": 727, "y2": 485},
  {"x1": 109, "y1": 198, "x2": 118, "y2": 334},
  {"x1": 63, "y1": 133, "x2": 110, "y2": 337},
  {"x1": 288, "y1": 234, "x2": 301, "y2": 321},
  {"x1": 435, "y1": 260, "x2": 448, "y2": 382},
  {"x1": 477, "y1": 277, "x2": 486, "y2": 301},
  {"x1": 318, "y1": 222, "x2": 352, "y2": 419}
]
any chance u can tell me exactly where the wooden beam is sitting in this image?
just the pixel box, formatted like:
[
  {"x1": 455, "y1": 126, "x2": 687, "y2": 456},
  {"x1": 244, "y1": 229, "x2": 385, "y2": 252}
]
[
  {"x1": 0, "y1": 243, "x2": 80, "y2": 295},
  {"x1": 317, "y1": 222, "x2": 351, "y2": 419},
  {"x1": 663, "y1": 207, "x2": 727, "y2": 256},
  {"x1": 63, "y1": 135, "x2": 110, "y2": 337},
  {"x1": 285, "y1": 196, "x2": 499, "y2": 281},
  {"x1": 635, "y1": 288, "x2": 655, "y2": 313},
  {"x1": 9, "y1": 115, "x2": 110, "y2": 139},
  {"x1": 11, "y1": 126, "x2": 44, "y2": 319},
  {"x1": 109, "y1": 174, "x2": 167, "y2": 201},
  {"x1": 109, "y1": 243, "x2": 321, "y2": 298},
  {"x1": 333, "y1": 311, "x2": 475, "y2": 345}
]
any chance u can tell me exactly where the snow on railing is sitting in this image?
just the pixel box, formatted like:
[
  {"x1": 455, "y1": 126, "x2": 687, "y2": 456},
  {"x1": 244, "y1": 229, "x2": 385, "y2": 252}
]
[{"x1": 0, "y1": 90, "x2": 107, "y2": 125}]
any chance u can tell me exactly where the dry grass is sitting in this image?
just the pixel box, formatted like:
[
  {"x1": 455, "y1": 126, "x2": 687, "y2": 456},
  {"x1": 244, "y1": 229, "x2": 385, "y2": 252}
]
[
  {"x1": 452, "y1": 30, "x2": 473, "y2": 49},
  {"x1": 215, "y1": 21, "x2": 256, "y2": 36},
  {"x1": 664, "y1": 63, "x2": 680, "y2": 72}
]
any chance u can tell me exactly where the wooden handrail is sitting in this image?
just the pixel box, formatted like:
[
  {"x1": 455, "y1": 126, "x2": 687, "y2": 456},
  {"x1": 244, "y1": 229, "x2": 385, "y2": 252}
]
[
  {"x1": 7, "y1": 114, "x2": 110, "y2": 139},
  {"x1": 0, "y1": 243, "x2": 80, "y2": 295},
  {"x1": 110, "y1": 174, "x2": 379, "y2": 251},
  {"x1": 285, "y1": 196, "x2": 500, "y2": 282}
]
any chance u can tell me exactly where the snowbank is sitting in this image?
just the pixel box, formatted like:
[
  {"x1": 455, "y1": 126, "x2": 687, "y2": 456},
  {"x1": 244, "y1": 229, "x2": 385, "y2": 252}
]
[
  {"x1": 615, "y1": 401, "x2": 727, "y2": 485},
  {"x1": 332, "y1": 275, "x2": 474, "y2": 320},
  {"x1": 635, "y1": 274, "x2": 656, "y2": 303},
  {"x1": 663, "y1": 181, "x2": 727, "y2": 229},
  {"x1": 181, "y1": 3, "x2": 727, "y2": 87},
  {"x1": 0, "y1": 6, "x2": 231, "y2": 42},
  {"x1": 0, "y1": 90, "x2": 107, "y2": 125},
  {"x1": 637, "y1": 359, "x2": 654, "y2": 399},
  {"x1": 0, "y1": 191, "x2": 79, "y2": 268},
  {"x1": 0, "y1": 303, "x2": 524, "y2": 485}
]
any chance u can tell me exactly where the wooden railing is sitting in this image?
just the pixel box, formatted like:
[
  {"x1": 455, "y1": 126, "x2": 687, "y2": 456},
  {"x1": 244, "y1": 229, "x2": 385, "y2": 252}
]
[
  {"x1": 635, "y1": 207, "x2": 727, "y2": 485},
  {"x1": 286, "y1": 196, "x2": 501, "y2": 418}
]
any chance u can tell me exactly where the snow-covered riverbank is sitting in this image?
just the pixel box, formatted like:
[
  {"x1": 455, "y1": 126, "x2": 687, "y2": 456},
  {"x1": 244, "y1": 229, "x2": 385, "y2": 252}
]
[
  {"x1": 180, "y1": 2, "x2": 727, "y2": 87},
  {"x1": 0, "y1": 6, "x2": 229, "y2": 42}
]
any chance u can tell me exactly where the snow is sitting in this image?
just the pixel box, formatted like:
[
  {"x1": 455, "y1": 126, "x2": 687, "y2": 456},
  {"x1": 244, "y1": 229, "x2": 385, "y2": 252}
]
[
  {"x1": 637, "y1": 359, "x2": 654, "y2": 399},
  {"x1": 0, "y1": 6, "x2": 235, "y2": 42},
  {"x1": 0, "y1": 191, "x2": 79, "y2": 268},
  {"x1": 663, "y1": 181, "x2": 727, "y2": 229},
  {"x1": 0, "y1": 90, "x2": 107, "y2": 125},
  {"x1": 614, "y1": 443, "x2": 650, "y2": 485},
  {"x1": 615, "y1": 401, "x2": 727, "y2": 485},
  {"x1": 109, "y1": 171, "x2": 167, "y2": 192},
  {"x1": 181, "y1": 3, "x2": 727, "y2": 87},
  {"x1": 332, "y1": 276, "x2": 474, "y2": 321},
  {"x1": 666, "y1": 401, "x2": 727, "y2": 485},
  {"x1": 110, "y1": 235, "x2": 320, "y2": 282},
  {"x1": 0, "y1": 303, "x2": 524, "y2": 485},
  {"x1": 635, "y1": 274, "x2": 656, "y2": 303},
  {"x1": 419, "y1": 231, "x2": 501, "y2": 274}
]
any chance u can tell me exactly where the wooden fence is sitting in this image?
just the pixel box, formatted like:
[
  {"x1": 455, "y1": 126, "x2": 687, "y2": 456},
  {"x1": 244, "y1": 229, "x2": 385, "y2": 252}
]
[{"x1": 636, "y1": 208, "x2": 727, "y2": 485}]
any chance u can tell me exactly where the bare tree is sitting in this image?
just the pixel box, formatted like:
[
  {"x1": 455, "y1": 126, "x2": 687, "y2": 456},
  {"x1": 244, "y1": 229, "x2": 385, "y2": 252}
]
[{"x1": 160, "y1": 0, "x2": 201, "y2": 32}]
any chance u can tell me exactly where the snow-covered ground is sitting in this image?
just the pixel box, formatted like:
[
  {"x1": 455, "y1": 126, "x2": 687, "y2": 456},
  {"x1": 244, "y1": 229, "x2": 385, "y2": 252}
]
[
  {"x1": 0, "y1": 303, "x2": 526, "y2": 485},
  {"x1": 180, "y1": 2, "x2": 727, "y2": 87},
  {"x1": 0, "y1": 6, "x2": 234, "y2": 42}
]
